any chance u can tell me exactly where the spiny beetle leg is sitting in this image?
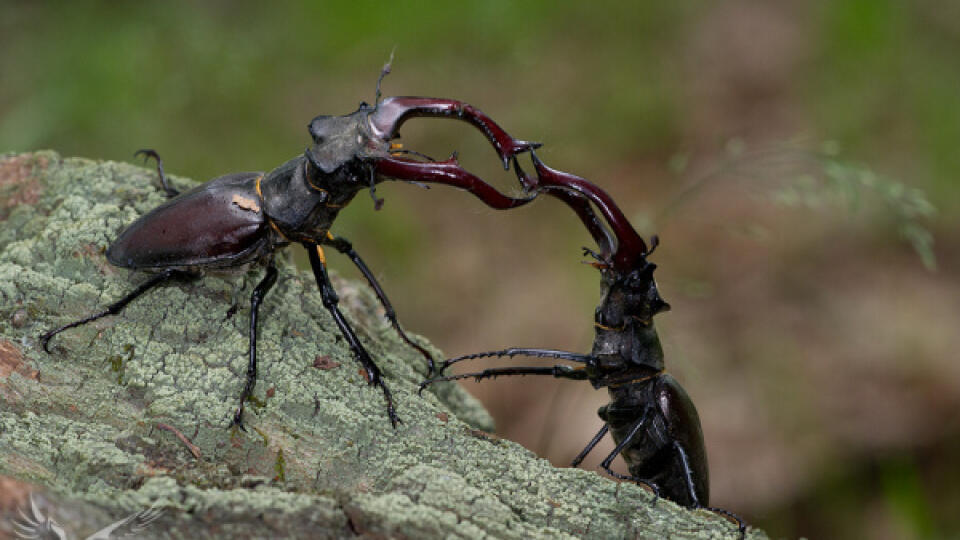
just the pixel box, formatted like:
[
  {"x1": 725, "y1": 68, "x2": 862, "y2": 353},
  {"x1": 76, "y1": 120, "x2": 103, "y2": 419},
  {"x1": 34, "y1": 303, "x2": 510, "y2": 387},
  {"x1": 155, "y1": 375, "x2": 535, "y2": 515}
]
[
  {"x1": 600, "y1": 464, "x2": 661, "y2": 505},
  {"x1": 597, "y1": 406, "x2": 661, "y2": 504},
  {"x1": 305, "y1": 242, "x2": 401, "y2": 428},
  {"x1": 671, "y1": 439, "x2": 706, "y2": 507},
  {"x1": 699, "y1": 506, "x2": 747, "y2": 539},
  {"x1": 668, "y1": 440, "x2": 748, "y2": 537},
  {"x1": 230, "y1": 260, "x2": 278, "y2": 430},
  {"x1": 322, "y1": 234, "x2": 436, "y2": 375},
  {"x1": 592, "y1": 413, "x2": 746, "y2": 539},
  {"x1": 438, "y1": 347, "x2": 593, "y2": 374},
  {"x1": 39, "y1": 268, "x2": 190, "y2": 353},
  {"x1": 419, "y1": 364, "x2": 590, "y2": 396},
  {"x1": 134, "y1": 149, "x2": 179, "y2": 198},
  {"x1": 570, "y1": 423, "x2": 609, "y2": 468}
]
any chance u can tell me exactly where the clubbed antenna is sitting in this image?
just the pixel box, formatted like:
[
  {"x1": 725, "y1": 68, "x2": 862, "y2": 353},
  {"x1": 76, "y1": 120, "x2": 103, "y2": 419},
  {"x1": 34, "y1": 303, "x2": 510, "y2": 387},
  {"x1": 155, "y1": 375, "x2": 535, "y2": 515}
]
[
  {"x1": 367, "y1": 165, "x2": 385, "y2": 210},
  {"x1": 375, "y1": 48, "x2": 396, "y2": 107}
]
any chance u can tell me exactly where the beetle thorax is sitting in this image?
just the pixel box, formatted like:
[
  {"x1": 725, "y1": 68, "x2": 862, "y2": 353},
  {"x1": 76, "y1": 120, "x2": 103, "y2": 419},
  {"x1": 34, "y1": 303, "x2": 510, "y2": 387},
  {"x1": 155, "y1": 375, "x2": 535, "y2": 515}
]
[
  {"x1": 590, "y1": 263, "x2": 669, "y2": 372},
  {"x1": 260, "y1": 156, "x2": 360, "y2": 242}
]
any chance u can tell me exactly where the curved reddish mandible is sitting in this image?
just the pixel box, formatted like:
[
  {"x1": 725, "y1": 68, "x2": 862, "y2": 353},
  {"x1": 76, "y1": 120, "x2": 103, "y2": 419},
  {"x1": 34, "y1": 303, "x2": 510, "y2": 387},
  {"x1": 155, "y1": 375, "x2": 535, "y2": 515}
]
[
  {"x1": 368, "y1": 97, "x2": 540, "y2": 169},
  {"x1": 512, "y1": 159, "x2": 615, "y2": 260},
  {"x1": 527, "y1": 153, "x2": 648, "y2": 270},
  {"x1": 375, "y1": 155, "x2": 534, "y2": 210}
]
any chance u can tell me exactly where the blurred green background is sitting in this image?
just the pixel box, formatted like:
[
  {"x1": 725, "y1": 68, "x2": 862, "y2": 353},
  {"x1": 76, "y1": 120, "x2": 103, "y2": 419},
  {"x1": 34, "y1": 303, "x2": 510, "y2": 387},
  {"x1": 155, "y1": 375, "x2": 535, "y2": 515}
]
[{"x1": 2, "y1": 1, "x2": 957, "y2": 537}]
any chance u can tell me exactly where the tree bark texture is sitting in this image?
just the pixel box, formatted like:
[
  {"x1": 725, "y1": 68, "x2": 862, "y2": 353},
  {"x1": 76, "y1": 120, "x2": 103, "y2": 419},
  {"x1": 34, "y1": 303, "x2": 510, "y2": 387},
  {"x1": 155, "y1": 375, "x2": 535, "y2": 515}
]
[{"x1": 0, "y1": 152, "x2": 763, "y2": 539}]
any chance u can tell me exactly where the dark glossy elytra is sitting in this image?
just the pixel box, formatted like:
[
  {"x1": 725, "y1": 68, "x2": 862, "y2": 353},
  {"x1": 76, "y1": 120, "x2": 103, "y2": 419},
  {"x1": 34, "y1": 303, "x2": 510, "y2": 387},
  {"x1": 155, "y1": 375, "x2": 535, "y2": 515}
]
[
  {"x1": 39, "y1": 66, "x2": 540, "y2": 430},
  {"x1": 422, "y1": 151, "x2": 747, "y2": 537}
]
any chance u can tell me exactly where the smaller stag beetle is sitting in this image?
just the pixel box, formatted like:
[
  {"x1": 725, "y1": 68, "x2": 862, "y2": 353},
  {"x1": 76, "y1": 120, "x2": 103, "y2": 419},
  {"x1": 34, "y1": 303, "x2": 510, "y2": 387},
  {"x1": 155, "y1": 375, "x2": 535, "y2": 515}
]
[
  {"x1": 40, "y1": 67, "x2": 539, "y2": 429},
  {"x1": 422, "y1": 153, "x2": 747, "y2": 536}
]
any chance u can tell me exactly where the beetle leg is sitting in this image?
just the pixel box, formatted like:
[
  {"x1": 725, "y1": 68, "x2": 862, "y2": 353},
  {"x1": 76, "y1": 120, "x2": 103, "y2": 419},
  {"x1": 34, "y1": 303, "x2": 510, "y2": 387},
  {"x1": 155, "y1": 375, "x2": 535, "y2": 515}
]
[
  {"x1": 230, "y1": 260, "x2": 278, "y2": 430},
  {"x1": 419, "y1": 364, "x2": 590, "y2": 395},
  {"x1": 671, "y1": 439, "x2": 747, "y2": 538},
  {"x1": 698, "y1": 505, "x2": 747, "y2": 539},
  {"x1": 671, "y1": 439, "x2": 705, "y2": 507},
  {"x1": 39, "y1": 268, "x2": 191, "y2": 352},
  {"x1": 439, "y1": 348, "x2": 593, "y2": 374},
  {"x1": 322, "y1": 233, "x2": 436, "y2": 375},
  {"x1": 596, "y1": 406, "x2": 662, "y2": 504},
  {"x1": 375, "y1": 155, "x2": 536, "y2": 210},
  {"x1": 134, "y1": 149, "x2": 179, "y2": 198},
  {"x1": 305, "y1": 242, "x2": 401, "y2": 428},
  {"x1": 368, "y1": 96, "x2": 540, "y2": 169},
  {"x1": 570, "y1": 423, "x2": 609, "y2": 468}
]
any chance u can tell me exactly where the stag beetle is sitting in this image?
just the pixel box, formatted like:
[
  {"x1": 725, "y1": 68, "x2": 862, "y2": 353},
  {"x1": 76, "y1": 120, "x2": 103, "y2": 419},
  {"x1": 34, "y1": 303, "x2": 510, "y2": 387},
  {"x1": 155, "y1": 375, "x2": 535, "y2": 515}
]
[
  {"x1": 422, "y1": 153, "x2": 747, "y2": 536},
  {"x1": 40, "y1": 70, "x2": 539, "y2": 429}
]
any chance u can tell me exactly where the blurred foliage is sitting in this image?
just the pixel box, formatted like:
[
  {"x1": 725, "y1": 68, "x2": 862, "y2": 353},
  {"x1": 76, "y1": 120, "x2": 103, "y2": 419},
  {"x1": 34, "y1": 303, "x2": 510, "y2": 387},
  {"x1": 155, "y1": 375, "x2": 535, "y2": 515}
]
[
  {"x1": 777, "y1": 153, "x2": 938, "y2": 270},
  {"x1": 1, "y1": 1, "x2": 957, "y2": 538},
  {"x1": 659, "y1": 142, "x2": 939, "y2": 269},
  {"x1": 808, "y1": 1, "x2": 960, "y2": 210}
]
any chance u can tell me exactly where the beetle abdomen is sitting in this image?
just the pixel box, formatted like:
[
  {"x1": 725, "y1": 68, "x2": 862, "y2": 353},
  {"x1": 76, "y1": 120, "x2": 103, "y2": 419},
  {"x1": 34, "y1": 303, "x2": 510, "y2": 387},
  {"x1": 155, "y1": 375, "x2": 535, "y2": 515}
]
[
  {"x1": 107, "y1": 172, "x2": 270, "y2": 270},
  {"x1": 647, "y1": 374, "x2": 709, "y2": 506}
]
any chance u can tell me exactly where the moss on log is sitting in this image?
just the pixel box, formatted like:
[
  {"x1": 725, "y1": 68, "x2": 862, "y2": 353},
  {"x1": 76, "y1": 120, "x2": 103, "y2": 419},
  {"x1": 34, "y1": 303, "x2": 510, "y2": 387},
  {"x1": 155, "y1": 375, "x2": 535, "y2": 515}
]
[{"x1": 0, "y1": 152, "x2": 763, "y2": 539}]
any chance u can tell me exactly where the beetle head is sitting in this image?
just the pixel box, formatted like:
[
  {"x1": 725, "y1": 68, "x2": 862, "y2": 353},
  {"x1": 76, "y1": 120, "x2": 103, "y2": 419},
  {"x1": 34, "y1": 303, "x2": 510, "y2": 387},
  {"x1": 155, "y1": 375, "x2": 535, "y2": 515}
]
[
  {"x1": 597, "y1": 260, "x2": 670, "y2": 328},
  {"x1": 306, "y1": 107, "x2": 384, "y2": 175}
]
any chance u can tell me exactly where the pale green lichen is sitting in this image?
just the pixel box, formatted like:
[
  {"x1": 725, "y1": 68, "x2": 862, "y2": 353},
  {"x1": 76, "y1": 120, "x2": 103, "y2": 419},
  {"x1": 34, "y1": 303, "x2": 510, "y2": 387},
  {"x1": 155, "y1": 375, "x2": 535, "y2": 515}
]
[{"x1": 0, "y1": 152, "x2": 764, "y2": 539}]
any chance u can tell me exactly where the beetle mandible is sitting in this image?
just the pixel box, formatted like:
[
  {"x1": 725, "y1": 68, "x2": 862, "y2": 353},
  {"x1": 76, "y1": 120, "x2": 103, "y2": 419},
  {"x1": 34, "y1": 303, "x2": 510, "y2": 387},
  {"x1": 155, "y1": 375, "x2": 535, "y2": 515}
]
[{"x1": 40, "y1": 73, "x2": 539, "y2": 429}]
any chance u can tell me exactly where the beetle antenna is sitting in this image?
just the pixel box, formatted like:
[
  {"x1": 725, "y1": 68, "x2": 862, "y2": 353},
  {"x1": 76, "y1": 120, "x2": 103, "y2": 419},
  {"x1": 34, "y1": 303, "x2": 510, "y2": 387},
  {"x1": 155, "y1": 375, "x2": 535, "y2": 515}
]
[
  {"x1": 646, "y1": 235, "x2": 660, "y2": 256},
  {"x1": 375, "y1": 48, "x2": 396, "y2": 107},
  {"x1": 367, "y1": 165, "x2": 385, "y2": 210}
]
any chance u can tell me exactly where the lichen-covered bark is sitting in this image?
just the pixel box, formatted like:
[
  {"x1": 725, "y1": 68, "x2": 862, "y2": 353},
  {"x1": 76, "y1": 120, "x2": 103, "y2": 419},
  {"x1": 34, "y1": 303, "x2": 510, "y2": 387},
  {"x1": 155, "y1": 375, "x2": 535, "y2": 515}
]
[{"x1": 0, "y1": 152, "x2": 763, "y2": 539}]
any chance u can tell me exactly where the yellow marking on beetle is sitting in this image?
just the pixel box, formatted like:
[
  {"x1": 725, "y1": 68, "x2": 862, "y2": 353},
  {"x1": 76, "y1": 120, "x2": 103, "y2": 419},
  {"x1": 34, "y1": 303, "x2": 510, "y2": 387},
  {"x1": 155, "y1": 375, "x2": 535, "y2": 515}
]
[
  {"x1": 389, "y1": 142, "x2": 406, "y2": 157},
  {"x1": 233, "y1": 174, "x2": 265, "y2": 213},
  {"x1": 268, "y1": 220, "x2": 290, "y2": 241},
  {"x1": 594, "y1": 322, "x2": 625, "y2": 332},
  {"x1": 609, "y1": 369, "x2": 664, "y2": 389},
  {"x1": 326, "y1": 231, "x2": 335, "y2": 240},
  {"x1": 306, "y1": 175, "x2": 328, "y2": 193},
  {"x1": 315, "y1": 245, "x2": 327, "y2": 266},
  {"x1": 254, "y1": 175, "x2": 292, "y2": 242},
  {"x1": 231, "y1": 194, "x2": 260, "y2": 213},
  {"x1": 302, "y1": 156, "x2": 330, "y2": 193}
]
